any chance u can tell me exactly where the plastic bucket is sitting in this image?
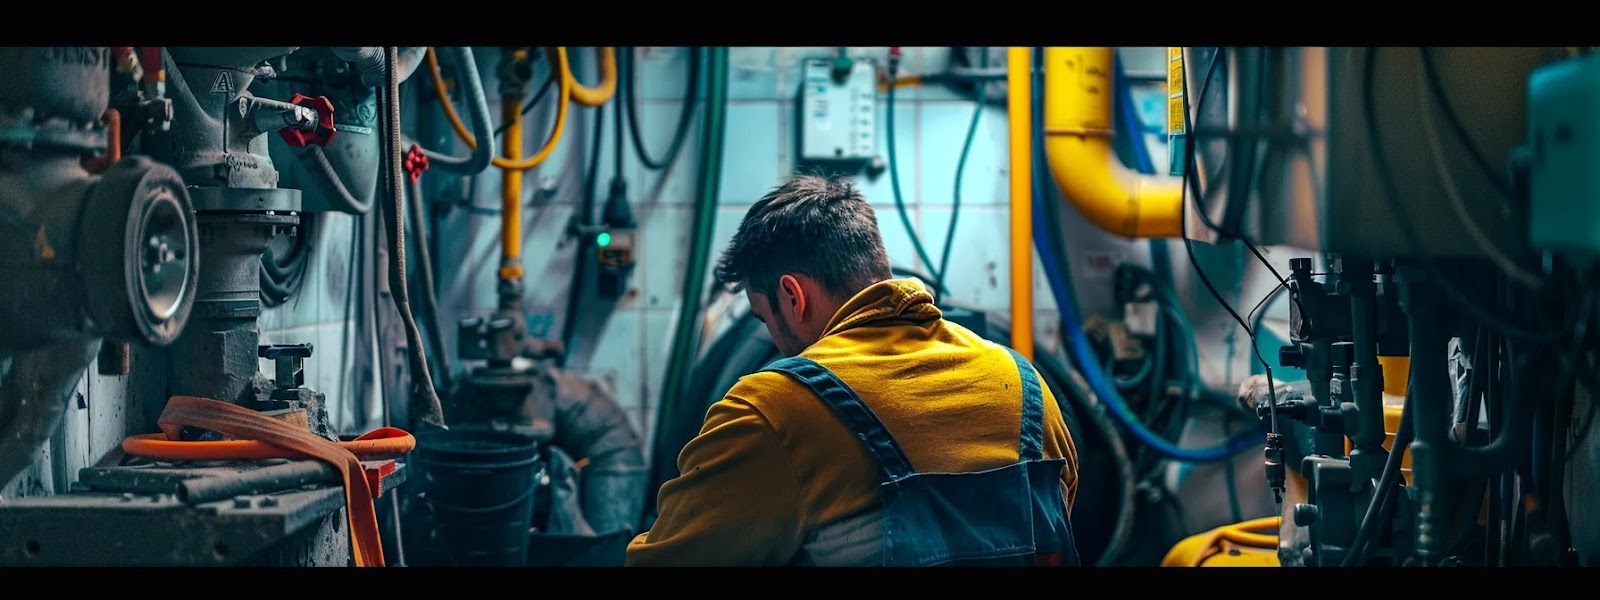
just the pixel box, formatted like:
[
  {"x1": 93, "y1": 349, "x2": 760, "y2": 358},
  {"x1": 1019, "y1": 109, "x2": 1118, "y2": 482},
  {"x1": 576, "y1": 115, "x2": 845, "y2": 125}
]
[{"x1": 414, "y1": 429, "x2": 542, "y2": 566}]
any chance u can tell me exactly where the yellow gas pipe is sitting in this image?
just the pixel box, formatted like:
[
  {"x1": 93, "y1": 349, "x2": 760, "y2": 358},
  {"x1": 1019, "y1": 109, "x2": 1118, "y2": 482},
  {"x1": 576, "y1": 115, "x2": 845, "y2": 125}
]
[
  {"x1": 1041, "y1": 47, "x2": 1184, "y2": 239},
  {"x1": 499, "y1": 48, "x2": 530, "y2": 281},
  {"x1": 1007, "y1": 47, "x2": 1033, "y2": 359}
]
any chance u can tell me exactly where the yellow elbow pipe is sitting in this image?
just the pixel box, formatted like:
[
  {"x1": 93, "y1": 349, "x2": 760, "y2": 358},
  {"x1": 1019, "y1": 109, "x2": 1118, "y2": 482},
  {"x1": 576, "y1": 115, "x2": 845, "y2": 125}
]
[
  {"x1": 1042, "y1": 47, "x2": 1184, "y2": 239},
  {"x1": 568, "y1": 47, "x2": 618, "y2": 107},
  {"x1": 1007, "y1": 47, "x2": 1033, "y2": 359}
]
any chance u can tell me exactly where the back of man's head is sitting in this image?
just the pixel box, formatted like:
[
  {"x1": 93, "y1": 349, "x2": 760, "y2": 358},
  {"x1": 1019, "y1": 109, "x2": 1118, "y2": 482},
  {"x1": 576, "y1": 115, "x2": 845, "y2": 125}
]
[{"x1": 714, "y1": 173, "x2": 892, "y2": 303}]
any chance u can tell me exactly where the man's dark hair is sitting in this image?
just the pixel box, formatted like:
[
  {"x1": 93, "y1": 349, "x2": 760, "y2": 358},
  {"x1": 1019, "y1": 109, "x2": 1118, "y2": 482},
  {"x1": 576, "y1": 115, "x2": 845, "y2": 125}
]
[{"x1": 714, "y1": 174, "x2": 892, "y2": 303}]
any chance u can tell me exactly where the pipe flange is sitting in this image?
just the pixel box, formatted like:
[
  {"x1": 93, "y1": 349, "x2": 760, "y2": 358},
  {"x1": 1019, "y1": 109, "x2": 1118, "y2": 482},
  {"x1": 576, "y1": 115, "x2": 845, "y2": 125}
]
[
  {"x1": 186, "y1": 186, "x2": 301, "y2": 213},
  {"x1": 77, "y1": 156, "x2": 200, "y2": 346}
]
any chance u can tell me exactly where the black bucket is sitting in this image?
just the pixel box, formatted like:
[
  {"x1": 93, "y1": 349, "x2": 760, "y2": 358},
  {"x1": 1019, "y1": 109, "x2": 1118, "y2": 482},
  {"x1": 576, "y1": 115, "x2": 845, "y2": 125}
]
[{"x1": 414, "y1": 429, "x2": 542, "y2": 566}]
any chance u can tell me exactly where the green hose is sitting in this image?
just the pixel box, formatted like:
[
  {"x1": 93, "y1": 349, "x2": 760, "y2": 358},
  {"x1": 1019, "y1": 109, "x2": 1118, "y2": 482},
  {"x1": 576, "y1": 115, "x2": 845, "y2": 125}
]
[{"x1": 651, "y1": 47, "x2": 729, "y2": 478}]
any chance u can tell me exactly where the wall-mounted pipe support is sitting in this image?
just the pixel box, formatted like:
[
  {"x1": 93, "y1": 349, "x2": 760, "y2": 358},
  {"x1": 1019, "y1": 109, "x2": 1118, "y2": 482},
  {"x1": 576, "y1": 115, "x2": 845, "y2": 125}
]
[{"x1": 1042, "y1": 47, "x2": 1184, "y2": 239}]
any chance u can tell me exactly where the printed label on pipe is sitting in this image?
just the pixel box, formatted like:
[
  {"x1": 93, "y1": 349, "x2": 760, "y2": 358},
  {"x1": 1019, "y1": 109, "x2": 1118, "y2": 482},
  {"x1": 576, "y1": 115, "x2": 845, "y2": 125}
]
[{"x1": 1167, "y1": 48, "x2": 1186, "y2": 135}]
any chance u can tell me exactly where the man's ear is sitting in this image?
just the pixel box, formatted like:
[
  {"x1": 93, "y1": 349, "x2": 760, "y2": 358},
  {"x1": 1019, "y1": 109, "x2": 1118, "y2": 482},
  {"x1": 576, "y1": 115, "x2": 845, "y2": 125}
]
[{"x1": 778, "y1": 274, "x2": 806, "y2": 317}]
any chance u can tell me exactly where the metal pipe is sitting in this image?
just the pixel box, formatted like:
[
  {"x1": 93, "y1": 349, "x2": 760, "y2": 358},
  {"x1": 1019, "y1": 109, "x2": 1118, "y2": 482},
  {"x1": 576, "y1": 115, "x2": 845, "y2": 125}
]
[
  {"x1": 1041, "y1": 47, "x2": 1183, "y2": 239},
  {"x1": 1007, "y1": 47, "x2": 1033, "y2": 359},
  {"x1": 547, "y1": 369, "x2": 647, "y2": 534},
  {"x1": 1400, "y1": 270, "x2": 1450, "y2": 565},
  {"x1": 499, "y1": 49, "x2": 529, "y2": 282},
  {"x1": 331, "y1": 47, "x2": 428, "y2": 87},
  {"x1": 177, "y1": 460, "x2": 338, "y2": 504},
  {"x1": 1348, "y1": 261, "x2": 1388, "y2": 466}
]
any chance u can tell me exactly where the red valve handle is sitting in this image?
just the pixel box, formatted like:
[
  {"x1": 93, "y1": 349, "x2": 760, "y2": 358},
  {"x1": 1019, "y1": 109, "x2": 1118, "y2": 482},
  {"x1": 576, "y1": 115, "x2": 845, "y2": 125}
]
[
  {"x1": 279, "y1": 94, "x2": 337, "y2": 148},
  {"x1": 404, "y1": 145, "x2": 429, "y2": 182}
]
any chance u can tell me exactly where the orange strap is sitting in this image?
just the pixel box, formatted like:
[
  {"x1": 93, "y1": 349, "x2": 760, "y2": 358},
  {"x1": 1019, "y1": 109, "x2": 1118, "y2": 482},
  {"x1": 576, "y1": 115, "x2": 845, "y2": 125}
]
[{"x1": 136, "y1": 396, "x2": 392, "y2": 567}]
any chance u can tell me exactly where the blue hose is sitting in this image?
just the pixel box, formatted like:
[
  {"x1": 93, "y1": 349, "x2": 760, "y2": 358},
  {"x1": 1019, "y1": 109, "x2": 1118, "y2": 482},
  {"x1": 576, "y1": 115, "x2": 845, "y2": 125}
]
[{"x1": 1032, "y1": 49, "x2": 1264, "y2": 463}]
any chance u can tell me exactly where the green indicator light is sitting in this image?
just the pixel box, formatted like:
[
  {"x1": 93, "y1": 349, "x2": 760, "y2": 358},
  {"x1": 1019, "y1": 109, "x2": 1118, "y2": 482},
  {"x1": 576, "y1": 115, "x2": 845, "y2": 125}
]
[{"x1": 596, "y1": 232, "x2": 612, "y2": 247}]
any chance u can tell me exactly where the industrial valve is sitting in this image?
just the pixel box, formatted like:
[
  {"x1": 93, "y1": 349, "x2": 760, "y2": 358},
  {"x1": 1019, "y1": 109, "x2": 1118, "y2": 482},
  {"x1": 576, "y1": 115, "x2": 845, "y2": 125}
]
[
  {"x1": 260, "y1": 343, "x2": 314, "y2": 402},
  {"x1": 404, "y1": 145, "x2": 429, "y2": 181},
  {"x1": 275, "y1": 94, "x2": 336, "y2": 147},
  {"x1": 256, "y1": 343, "x2": 335, "y2": 440}
]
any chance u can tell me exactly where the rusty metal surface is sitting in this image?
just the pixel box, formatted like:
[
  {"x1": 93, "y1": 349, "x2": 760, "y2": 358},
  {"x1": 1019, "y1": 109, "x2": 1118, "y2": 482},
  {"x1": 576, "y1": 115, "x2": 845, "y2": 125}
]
[{"x1": 0, "y1": 462, "x2": 405, "y2": 566}]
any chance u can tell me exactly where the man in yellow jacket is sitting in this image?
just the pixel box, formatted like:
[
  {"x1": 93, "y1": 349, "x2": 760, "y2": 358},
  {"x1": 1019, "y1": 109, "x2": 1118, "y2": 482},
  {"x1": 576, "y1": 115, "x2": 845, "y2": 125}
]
[{"x1": 626, "y1": 174, "x2": 1081, "y2": 567}]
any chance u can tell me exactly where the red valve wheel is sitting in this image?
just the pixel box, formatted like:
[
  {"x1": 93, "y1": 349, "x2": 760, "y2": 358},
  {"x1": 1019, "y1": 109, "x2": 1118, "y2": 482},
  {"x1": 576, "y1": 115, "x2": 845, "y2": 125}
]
[{"x1": 279, "y1": 94, "x2": 337, "y2": 148}]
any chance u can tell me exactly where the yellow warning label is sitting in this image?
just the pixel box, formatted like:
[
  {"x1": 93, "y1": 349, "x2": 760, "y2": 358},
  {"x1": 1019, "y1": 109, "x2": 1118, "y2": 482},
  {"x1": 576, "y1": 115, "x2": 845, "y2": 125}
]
[
  {"x1": 1168, "y1": 59, "x2": 1184, "y2": 97},
  {"x1": 1168, "y1": 96, "x2": 1186, "y2": 135},
  {"x1": 1169, "y1": 47, "x2": 1183, "y2": 61}
]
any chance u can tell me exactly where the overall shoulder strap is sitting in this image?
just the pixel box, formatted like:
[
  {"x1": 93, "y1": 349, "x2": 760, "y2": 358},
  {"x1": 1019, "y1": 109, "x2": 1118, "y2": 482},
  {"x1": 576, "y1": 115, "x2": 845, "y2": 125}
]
[
  {"x1": 999, "y1": 347, "x2": 1046, "y2": 461},
  {"x1": 761, "y1": 356, "x2": 916, "y2": 482}
]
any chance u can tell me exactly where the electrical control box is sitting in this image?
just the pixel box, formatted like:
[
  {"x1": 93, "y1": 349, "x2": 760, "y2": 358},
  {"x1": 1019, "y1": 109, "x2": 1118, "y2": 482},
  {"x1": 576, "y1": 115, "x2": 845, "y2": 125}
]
[
  {"x1": 1528, "y1": 53, "x2": 1600, "y2": 255},
  {"x1": 798, "y1": 57, "x2": 878, "y2": 163}
]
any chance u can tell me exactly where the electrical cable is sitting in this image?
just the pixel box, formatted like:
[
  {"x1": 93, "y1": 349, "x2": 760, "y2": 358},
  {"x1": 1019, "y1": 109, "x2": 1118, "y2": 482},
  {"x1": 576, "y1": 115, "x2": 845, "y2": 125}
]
[
  {"x1": 1218, "y1": 48, "x2": 1264, "y2": 239},
  {"x1": 934, "y1": 49, "x2": 988, "y2": 296},
  {"x1": 1182, "y1": 48, "x2": 1302, "y2": 320},
  {"x1": 493, "y1": 74, "x2": 555, "y2": 138},
  {"x1": 884, "y1": 54, "x2": 943, "y2": 285},
  {"x1": 483, "y1": 48, "x2": 552, "y2": 139},
  {"x1": 624, "y1": 47, "x2": 700, "y2": 171},
  {"x1": 614, "y1": 70, "x2": 625, "y2": 181},
  {"x1": 557, "y1": 92, "x2": 610, "y2": 361}
]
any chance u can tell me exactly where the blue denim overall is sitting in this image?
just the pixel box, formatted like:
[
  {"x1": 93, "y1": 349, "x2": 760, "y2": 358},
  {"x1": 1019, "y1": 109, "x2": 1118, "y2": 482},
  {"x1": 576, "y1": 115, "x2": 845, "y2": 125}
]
[{"x1": 762, "y1": 346, "x2": 1081, "y2": 567}]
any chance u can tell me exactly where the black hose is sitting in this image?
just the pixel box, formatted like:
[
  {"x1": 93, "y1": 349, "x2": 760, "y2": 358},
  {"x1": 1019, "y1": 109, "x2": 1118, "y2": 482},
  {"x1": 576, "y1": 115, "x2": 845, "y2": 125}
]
[
  {"x1": 407, "y1": 175, "x2": 453, "y2": 393},
  {"x1": 300, "y1": 144, "x2": 374, "y2": 214},
  {"x1": 1342, "y1": 388, "x2": 1413, "y2": 566},
  {"x1": 1037, "y1": 349, "x2": 1138, "y2": 567},
  {"x1": 382, "y1": 46, "x2": 445, "y2": 430},
  {"x1": 624, "y1": 47, "x2": 699, "y2": 171}
]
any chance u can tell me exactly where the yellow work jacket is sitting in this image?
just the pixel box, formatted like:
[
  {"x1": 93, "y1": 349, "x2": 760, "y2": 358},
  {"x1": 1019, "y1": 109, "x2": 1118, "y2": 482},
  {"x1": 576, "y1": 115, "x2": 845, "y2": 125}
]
[{"x1": 626, "y1": 278, "x2": 1078, "y2": 566}]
